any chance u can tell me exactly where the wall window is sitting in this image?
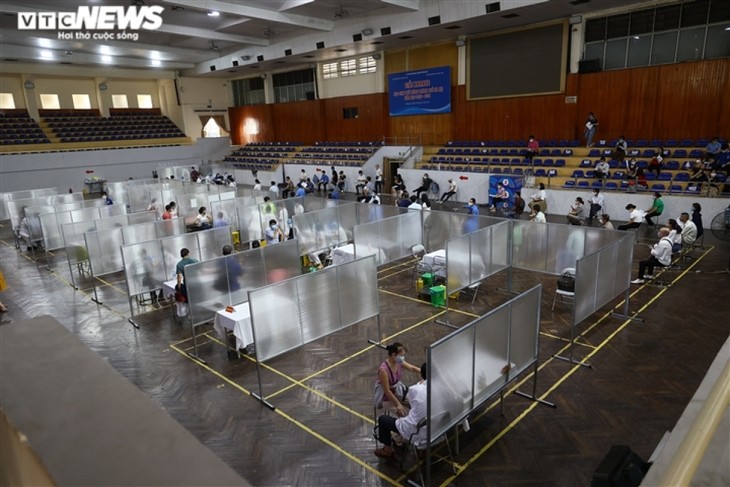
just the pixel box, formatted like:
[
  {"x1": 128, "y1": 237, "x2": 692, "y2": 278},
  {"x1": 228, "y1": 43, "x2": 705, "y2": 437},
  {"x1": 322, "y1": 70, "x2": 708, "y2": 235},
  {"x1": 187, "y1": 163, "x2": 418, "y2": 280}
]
[
  {"x1": 272, "y1": 68, "x2": 315, "y2": 103},
  {"x1": 72, "y1": 94, "x2": 91, "y2": 109},
  {"x1": 111, "y1": 94, "x2": 129, "y2": 108},
  {"x1": 40, "y1": 94, "x2": 60, "y2": 109},
  {"x1": 322, "y1": 62, "x2": 338, "y2": 79},
  {"x1": 583, "y1": 0, "x2": 729, "y2": 70},
  {"x1": 232, "y1": 77, "x2": 265, "y2": 106},
  {"x1": 0, "y1": 93, "x2": 16, "y2": 109},
  {"x1": 321, "y1": 56, "x2": 377, "y2": 79},
  {"x1": 137, "y1": 94, "x2": 153, "y2": 108}
]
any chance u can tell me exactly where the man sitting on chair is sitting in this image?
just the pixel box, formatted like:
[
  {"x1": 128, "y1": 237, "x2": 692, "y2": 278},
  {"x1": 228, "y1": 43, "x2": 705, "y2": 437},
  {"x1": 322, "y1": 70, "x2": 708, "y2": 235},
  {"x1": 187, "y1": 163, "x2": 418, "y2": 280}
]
[
  {"x1": 374, "y1": 363, "x2": 428, "y2": 459},
  {"x1": 631, "y1": 227, "x2": 672, "y2": 284}
]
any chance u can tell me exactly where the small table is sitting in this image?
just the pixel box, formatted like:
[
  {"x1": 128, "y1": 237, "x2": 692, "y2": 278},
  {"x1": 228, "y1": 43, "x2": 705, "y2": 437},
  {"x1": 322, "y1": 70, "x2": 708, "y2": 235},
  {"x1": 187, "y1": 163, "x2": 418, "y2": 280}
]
[
  {"x1": 422, "y1": 249, "x2": 446, "y2": 277},
  {"x1": 213, "y1": 303, "x2": 253, "y2": 351},
  {"x1": 331, "y1": 243, "x2": 356, "y2": 266}
]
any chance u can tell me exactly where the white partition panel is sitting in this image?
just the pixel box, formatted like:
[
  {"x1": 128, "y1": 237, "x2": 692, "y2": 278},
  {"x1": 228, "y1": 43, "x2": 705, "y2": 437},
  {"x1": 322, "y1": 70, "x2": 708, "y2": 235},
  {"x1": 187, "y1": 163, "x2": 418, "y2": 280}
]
[
  {"x1": 62, "y1": 221, "x2": 97, "y2": 265},
  {"x1": 446, "y1": 236, "x2": 471, "y2": 294},
  {"x1": 299, "y1": 271, "x2": 341, "y2": 343},
  {"x1": 430, "y1": 327, "x2": 476, "y2": 440},
  {"x1": 250, "y1": 281, "x2": 302, "y2": 361},
  {"x1": 123, "y1": 222, "x2": 157, "y2": 245},
  {"x1": 595, "y1": 243, "x2": 619, "y2": 308},
  {"x1": 40, "y1": 212, "x2": 66, "y2": 250},
  {"x1": 338, "y1": 255, "x2": 378, "y2": 327},
  {"x1": 614, "y1": 235, "x2": 634, "y2": 295},
  {"x1": 128, "y1": 211, "x2": 158, "y2": 225},
  {"x1": 94, "y1": 214, "x2": 128, "y2": 230},
  {"x1": 473, "y1": 305, "x2": 509, "y2": 405},
  {"x1": 236, "y1": 205, "x2": 265, "y2": 244},
  {"x1": 161, "y1": 234, "x2": 200, "y2": 280},
  {"x1": 1, "y1": 188, "x2": 58, "y2": 221},
  {"x1": 262, "y1": 239, "x2": 301, "y2": 283},
  {"x1": 186, "y1": 259, "x2": 228, "y2": 325},
  {"x1": 70, "y1": 207, "x2": 101, "y2": 222},
  {"x1": 547, "y1": 225, "x2": 585, "y2": 275},
  {"x1": 574, "y1": 252, "x2": 600, "y2": 324},
  {"x1": 511, "y1": 221, "x2": 548, "y2": 272},
  {"x1": 99, "y1": 204, "x2": 127, "y2": 218},
  {"x1": 85, "y1": 228, "x2": 124, "y2": 276},
  {"x1": 155, "y1": 218, "x2": 186, "y2": 238},
  {"x1": 507, "y1": 286, "x2": 541, "y2": 381},
  {"x1": 122, "y1": 241, "x2": 167, "y2": 297},
  {"x1": 197, "y1": 227, "x2": 231, "y2": 261}
]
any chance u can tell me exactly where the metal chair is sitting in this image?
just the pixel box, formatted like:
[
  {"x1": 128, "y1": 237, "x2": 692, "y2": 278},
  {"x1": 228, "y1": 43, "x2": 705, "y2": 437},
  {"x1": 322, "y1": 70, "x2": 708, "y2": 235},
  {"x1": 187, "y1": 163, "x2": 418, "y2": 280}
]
[
  {"x1": 552, "y1": 267, "x2": 576, "y2": 311},
  {"x1": 401, "y1": 417, "x2": 456, "y2": 486}
]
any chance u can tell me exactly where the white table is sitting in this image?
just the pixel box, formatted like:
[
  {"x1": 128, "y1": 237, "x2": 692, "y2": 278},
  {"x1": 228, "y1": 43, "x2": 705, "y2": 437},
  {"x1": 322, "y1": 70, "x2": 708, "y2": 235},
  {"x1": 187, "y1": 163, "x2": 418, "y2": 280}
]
[
  {"x1": 331, "y1": 243, "x2": 356, "y2": 266},
  {"x1": 162, "y1": 279, "x2": 177, "y2": 300},
  {"x1": 213, "y1": 303, "x2": 253, "y2": 351}
]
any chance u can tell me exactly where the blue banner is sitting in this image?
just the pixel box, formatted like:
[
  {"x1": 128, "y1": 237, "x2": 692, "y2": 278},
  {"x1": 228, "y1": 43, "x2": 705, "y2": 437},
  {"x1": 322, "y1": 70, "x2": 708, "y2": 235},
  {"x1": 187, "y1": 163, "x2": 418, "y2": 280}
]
[
  {"x1": 388, "y1": 66, "x2": 451, "y2": 116},
  {"x1": 488, "y1": 176, "x2": 523, "y2": 211}
]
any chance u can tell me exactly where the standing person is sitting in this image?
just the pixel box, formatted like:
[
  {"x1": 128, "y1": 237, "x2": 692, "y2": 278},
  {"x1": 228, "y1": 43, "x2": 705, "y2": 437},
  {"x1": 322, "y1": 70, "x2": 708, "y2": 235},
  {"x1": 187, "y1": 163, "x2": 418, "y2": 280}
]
[
  {"x1": 584, "y1": 112, "x2": 598, "y2": 147},
  {"x1": 600, "y1": 214, "x2": 614, "y2": 230},
  {"x1": 252, "y1": 179, "x2": 262, "y2": 191},
  {"x1": 374, "y1": 164, "x2": 383, "y2": 194},
  {"x1": 338, "y1": 171, "x2": 347, "y2": 191},
  {"x1": 691, "y1": 203, "x2": 704, "y2": 240},
  {"x1": 355, "y1": 170, "x2": 367, "y2": 195},
  {"x1": 175, "y1": 248, "x2": 199, "y2": 303},
  {"x1": 101, "y1": 191, "x2": 113, "y2": 205},
  {"x1": 440, "y1": 179, "x2": 457, "y2": 203},
  {"x1": 618, "y1": 204, "x2": 643, "y2": 230},
  {"x1": 269, "y1": 180, "x2": 279, "y2": 196},
  {"x1": 631, "y1": 227, "x2": 673, "y2": 284},
  {"x1": 644, "y1": 192, "x2": 664, "y2": 227},
  {"x1": 373, "y1": 342, "x2": 421, "y2": 416},
  {"x1": 587, "y1": 188, "x2": 604, "y2": 226},
  {"x1": 614, "y1": 135, "x2": 628, "y2": 163},
  {"x1": 264, "y1": 219, "x2": 284, "y2": 245},
  {"x1": 464, "y1": 198, "x2": 479, "y2": 215},
  {"x1": 524, "y1": 135, "x2": 539, "y2": 163},
  {"x1": 528, "y1": 183, "x2": 548, "y2": 214},
  {"x1": 331, "y1": 167, "x2": 338, "y2": 191}
]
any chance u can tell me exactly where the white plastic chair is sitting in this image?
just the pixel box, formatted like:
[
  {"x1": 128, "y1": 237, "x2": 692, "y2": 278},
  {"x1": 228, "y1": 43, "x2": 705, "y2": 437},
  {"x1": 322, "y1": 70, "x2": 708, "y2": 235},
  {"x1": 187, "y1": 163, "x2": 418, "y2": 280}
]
[{"x1": 552, "y1": 267, "x2": 576, "y2": 311}]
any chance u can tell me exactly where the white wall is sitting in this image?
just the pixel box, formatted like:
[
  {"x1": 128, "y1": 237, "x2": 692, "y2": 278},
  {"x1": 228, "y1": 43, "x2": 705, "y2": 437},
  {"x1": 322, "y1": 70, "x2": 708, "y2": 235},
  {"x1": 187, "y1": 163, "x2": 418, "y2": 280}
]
[
  {"x1": 320, "y1": 72, "x2": 380, "y2": 99},
  {"x1": 0, "y1": 75, "x2": 25, "y2": 109},
  {"x1": 0, "y1": 138, "x2": 231, "y2": 193},
  {"x1": 175, "y1": 76, "x2": 231, "y2": 142}
]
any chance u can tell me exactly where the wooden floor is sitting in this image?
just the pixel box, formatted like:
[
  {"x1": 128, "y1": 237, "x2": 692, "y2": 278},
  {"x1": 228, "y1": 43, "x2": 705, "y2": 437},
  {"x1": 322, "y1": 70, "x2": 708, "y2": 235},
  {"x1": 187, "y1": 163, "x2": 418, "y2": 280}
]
[{"x1": 1, "y1": 204, "x2": 728, "y2": 486}]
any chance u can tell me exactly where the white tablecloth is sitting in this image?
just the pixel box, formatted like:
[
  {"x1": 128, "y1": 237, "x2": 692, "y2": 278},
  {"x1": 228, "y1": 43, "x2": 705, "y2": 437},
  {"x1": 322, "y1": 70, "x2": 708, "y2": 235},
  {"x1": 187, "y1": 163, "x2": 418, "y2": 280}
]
[
  {"x1": 162, "y1": 279, "x2": 177, "y2": 299},
  {"x1": 331, "y1": 243, "x2": 356, "y2": 266},
  {"x1": 213, "y1": 303, "x2": 253, "y2": 350},
  {"x1": 421, "y1": 249, "x2": 446, "y2": 277}
]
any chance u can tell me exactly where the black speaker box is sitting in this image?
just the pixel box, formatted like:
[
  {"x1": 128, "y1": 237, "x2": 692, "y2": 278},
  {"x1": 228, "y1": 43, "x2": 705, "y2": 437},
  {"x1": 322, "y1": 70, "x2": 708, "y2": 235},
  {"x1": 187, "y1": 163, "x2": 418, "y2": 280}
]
[
  {"x1": 579, "y1": 59, "x2": 601, "y2": 73},
  {"x1": 592, "y1": 445, "x2": 650, "y2": 487}
]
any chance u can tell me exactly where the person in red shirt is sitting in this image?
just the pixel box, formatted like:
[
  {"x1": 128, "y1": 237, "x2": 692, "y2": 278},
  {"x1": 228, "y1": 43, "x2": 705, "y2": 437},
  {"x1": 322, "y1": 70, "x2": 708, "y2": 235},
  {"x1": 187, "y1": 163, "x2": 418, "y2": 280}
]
[
  {"x1": 162, "y1": 204, "x2": 172, "y2": 220},
  {"x1": 525, "y1": 135, "x2": 539, "y2": 163}
]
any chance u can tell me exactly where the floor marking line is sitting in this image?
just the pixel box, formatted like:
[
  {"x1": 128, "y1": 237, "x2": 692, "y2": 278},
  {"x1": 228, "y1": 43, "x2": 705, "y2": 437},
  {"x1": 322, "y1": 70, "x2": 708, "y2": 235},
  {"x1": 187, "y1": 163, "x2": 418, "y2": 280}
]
[{"x1": 378, "y1": 288, "x2": 479, "y2": 318}]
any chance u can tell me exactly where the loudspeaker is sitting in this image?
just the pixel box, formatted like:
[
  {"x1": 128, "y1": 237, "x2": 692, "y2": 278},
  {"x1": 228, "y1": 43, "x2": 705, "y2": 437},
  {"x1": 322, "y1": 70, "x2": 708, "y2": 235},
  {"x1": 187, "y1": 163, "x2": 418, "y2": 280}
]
[
  {"x1": 579, "y1": 59, "x2": 601, "y2": 73},
  {"x1": 592, "y1": 445, "x2": 650, "y2": 487}
]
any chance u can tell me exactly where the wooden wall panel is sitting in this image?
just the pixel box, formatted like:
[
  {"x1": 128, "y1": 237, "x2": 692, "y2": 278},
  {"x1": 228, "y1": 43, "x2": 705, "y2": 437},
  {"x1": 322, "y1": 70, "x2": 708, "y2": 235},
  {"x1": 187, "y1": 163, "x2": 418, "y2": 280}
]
[
  {"x1": 322, "y1": 93, "x2": 387, "y2": 142},
  {"x1": 228, "y1": 59, "x2": 728, "y2": 146},
  {"x1": 271, "y1": 100, "x2": 324, "y2": 144}
]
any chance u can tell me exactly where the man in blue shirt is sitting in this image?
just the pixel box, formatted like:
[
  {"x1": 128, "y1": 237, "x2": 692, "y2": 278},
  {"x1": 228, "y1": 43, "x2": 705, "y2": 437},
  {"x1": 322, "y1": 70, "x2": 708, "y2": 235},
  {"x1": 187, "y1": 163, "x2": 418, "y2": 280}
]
[
  {"x1": 464, "y1": 198, "x2": 479, "y2": 215},
  {"x1": 294, "y1": 183, "x2": 306, "y2": 197}
]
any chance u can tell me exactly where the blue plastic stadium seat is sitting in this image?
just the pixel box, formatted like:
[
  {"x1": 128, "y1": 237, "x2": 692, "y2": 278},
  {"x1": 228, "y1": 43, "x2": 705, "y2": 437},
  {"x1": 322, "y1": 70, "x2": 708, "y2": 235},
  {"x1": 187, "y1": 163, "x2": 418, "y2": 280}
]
[
  {"x1": 577, "y1": 181, "x2": 590, "y2": 189},
  {"x1": 588, "y1": 149, "x2": 600, "y2": 157},
  {"x1": 534, "y1": 169, "x2": 547, "y2": 177},
  {"x1": 664, "y1": 160, "x2": 680, "y2": 171},
  {"x1": 592, "y1": 180, "x2": 603, "y2": 189},
  {"x1": 670, "y1": 185, "x2": 683, "y2": 193},
  {"x1": 572, "y1": 170, "x2": 585, "y2": 178},
  {"x1": 658, "y1": 173, "x2": 672, "y2": 181},
  {"x1": 651, "y1": 184, "x2": 666, "y2": 192},
  {"x1": 563, "y1": 180, "x2": 576, "y2": 189},
  {"x1": 605, "y1": 182, "x2": 618, "y2": 190},
  {"x1": 580, "y1": 159, "x2": 592, "y2": 168},
  {"x1": 555, "y1": 159, "x2": 566, "y2": 167}
]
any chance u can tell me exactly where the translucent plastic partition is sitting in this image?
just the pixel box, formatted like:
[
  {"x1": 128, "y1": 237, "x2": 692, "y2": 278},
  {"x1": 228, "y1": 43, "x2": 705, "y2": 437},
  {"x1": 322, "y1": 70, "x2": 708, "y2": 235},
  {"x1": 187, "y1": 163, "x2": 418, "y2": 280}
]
[
  {"x1": 250, "y1": 256, "x2": 378, "y2": 362},
  {"x1": 40, "y1": 212, "x2": 65, "y2": 250},
  {"x1": 507, "y1": 286, "x2": 541, "y2": 381},
  {"x1": 121, "y1": 241, "x2": 167, "y2": 297},
  {"x1": 24, "y1": 205, "x2": 55, "y2": 240},
  {"x1": 473, "y1": 305, "x2": 509, "y2": 404},
  {"x1": 547, "y1": 225, "x2": 586, "y2": 275},
  {"x1": 249, "y1": 280, "x2": 302, "y2": 361},
  {"x1": 227, "y1": 250, "x2": 266, "y2": 305},
  {"x1": 351, "y1": 211, "x2": 422, "y2": 265},
  {"x1": 94, "y1": 214, "x2": 128, "y2": 230},
  {"x1": 511, "y1": 220, "x2": 548, "y2": 272},
  {"x1": 573, "y1": 234, "x2": 634, "y2": 325},
  {"x1": 337, "y1": 203, "x2": 359, "y2": 240},
  {"x1": 262, "y1": 239, "x2": 301, "y2": 283},
  {"x1": 99, "y1": 204, "x2": 127, "y2": 218},
  {"x1": 236, "y1": 206, "x2": 265, "y2": 244},
  {"x1": 293, "y1": 206, "x2": 341, "y2": 255},
  {"x1": 429, "y1": 327, "x2": 476, "y2": 439},
  {"x1": 127, "y1": 181, "x2": 161, "y2": 213},
  {"x1": 70, "y1": 207, "x2": 101, "y2": 222},
  {"x1": 584, "y1": 227, "x2": 622, "y2": 256},
  {"x1": 423, "y1": 212, "x2": 501, "y2": 252},
  {"x1": 154, "y1": 218, "x2": 186, "y2": 238},
  {"x1": 209, "y1": 199, "x2": 239, "y2": 230},
  {"x1": 62, "y1": 221, "x2": 97, "y2": 265},
  {"x1": 352, "y1": 224, "x2": 379, "y2": 264},
  {"x1": 1, "y1": 189, "x2": 56, "y2": 221},
  {"x1": 185, "y1": 259, "x2": 229, "y2": 325},
  {"x1": 7, "y1": 198, "x2": 47, "y2": 228},
  {"x1": 105, "y1": 181, "x2": 127, "y2": 209},
  {"x1": 175, "y1": 190, "x2": 210, "y2": 220},
  {"x1": 128, "y1": 211, "x2": 158, "y2": 225},
  {"x1": 446, "y1": 235, "x2": 471, "y2": 294},
  {"x1": 428, "y1": 285, "x2": 542, "y2": 440},
  {"x1": 197, "y1": 227, "x2": 232, "y2": 260},
  {"x1": 85, "y1": 228, "x2": 124, "y2": 276},
  {"x1": 54, "y1": 200, "x2": 89, "y2": 213},
  {"x1": 490, "y1": 220, "x2": 511, "y2": 271},
  {"x1": 160, "y1": 233, "x2": 200, "y2": 280}
]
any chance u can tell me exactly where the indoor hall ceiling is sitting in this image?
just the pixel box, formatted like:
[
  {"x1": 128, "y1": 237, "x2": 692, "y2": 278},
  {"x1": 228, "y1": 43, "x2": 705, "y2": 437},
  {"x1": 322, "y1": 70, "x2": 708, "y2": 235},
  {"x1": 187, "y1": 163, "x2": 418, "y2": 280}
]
[{"x1": 0, "y1": 0, "x2": 653, "y2": 77}]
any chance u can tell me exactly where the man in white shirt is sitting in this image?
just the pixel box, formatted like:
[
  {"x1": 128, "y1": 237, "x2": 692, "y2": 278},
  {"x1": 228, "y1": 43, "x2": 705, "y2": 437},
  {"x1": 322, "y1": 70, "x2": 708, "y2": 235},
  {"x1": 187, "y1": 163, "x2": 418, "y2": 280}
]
[
  {"x1": 269, "y1": 181, "x2": 279, "y2": 196},
  {"x1": 253, "y1": 179, "x2": 262, "y2": 191},
  {"x1": 618, "y1": 204, "x2": 643, "y2": 230},
  {"x1": 528, "y1": 183, "x2": 547, "y2": 214},
  {"x1": 678, "y1": 212, "x2": 697, "y2": 245},
  {"x1": 374, "y1": 165, "x2": 383, "y2": 194},
  {"x1": 440, "y1": 179, "x2": 457, "y2": 203},
  {"x1": 632, "y1": 227, "x2": 672, "y2": 284},
  {"x1": 374, "y1": 363, "x2": 428, "y2": 458},
  {"x1": 530, "y1": 203, "x2": 546, "y2": 223},
  {"x1": 407, "y1": 194, "x2": 422, "y2": 210},
  {"x1": 600, "y1": 214, "x2": 614, "y2": 230}
]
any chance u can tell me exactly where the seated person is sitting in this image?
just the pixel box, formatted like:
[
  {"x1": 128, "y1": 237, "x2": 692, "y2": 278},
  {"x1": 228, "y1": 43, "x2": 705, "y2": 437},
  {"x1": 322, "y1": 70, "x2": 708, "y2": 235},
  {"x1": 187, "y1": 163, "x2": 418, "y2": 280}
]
[
  {"x1": 196, "y1": 206, "x2": 212, "y2": 229},
  {"x1": 644, "y1": 192, "x2": 664, "y2": 226},
  {"x1": 488, "y1": 183, "x2": 509, "y2": 212},
  {"x1": 440, "y1": 179, "x2": 457, "y2": 203},
  {"x1": 714, "y1": 143, "x2": 730, "y2": 174},
  {"x1": 392, "y1": 175, "x2": 406, "y2": 197},
  {"x1": 294, "y1": 183, "x2": 307, "y2": 198},
  {"x1": 689, "y1": 160, "x2": 709, "y2": 184},
  {"x1": 264, "y1": 219, "x2": 284, "y2": 245},
  {"x1": 530, "y1": 203, "x2": 546, "y2": 223},
  {"x1": 527, "y1": 183, "x2": 547, "y2": 213},
  {"x1": 566, "y1": 197, "x2": 585, "y2": 225},
  {"x1": 213, "y1": 211, "x2": 228, "y2": 228},
  {"x1": 373, "y1": 342, "x2": 421, "y2": 415},
  {"x1": 304, "y1": 178, "x2": 315, "y2": 194},
  {"x1": 594, "y1": 157, "x2": 610, "y2": 179},
  {"x1": 328, "y1": 187, "x2": 341, "y2": 200},
  {"x1": 397, "y1": 191, "x2": 412, "y2": 208},
  {"x1": 524, "y1": 135, "x2": 539, "y2": 162},
  {"x1": 617, "y1": 204, "x2": 643, "y2": 230},
  {"x1": 355, "y1": 170, "x2": 367, "y2": 195},
  {"x1": 678, "y1": 212, "x2": 697, "y2": 246},
  {"x1": 614, "y1": 135, "x2": 628, "y2": 162},
  {"x1": 374, "y1": 362, "x2": 428, "y2": 458},
  {"x1": 587, "y1": 188, "x2": 604, "y2": 226},
  {"x1": 666, "y1": 219, "x2": 683, "y2": 253},
  {"x1": 635, "y1": 167, "x2": 648, "y2": 189},
  {"x1": 648, "y1": 148, "x2": 664, "y2": 176},
  {"x1": 283, "y1": 177, "x2": 296, "y2": 198},
  {"x1": 413, "y1": 173, "x2": 433, "y2": 198},
  {"x1": 631, "y1": 227, "x2": 673, "y2": 284},
  {"x1": 600, "y1": 214, "x2": 614, "y2": 230},
  {"x1": 317, "y1": 172, "x2": 330, "y2": 192}
]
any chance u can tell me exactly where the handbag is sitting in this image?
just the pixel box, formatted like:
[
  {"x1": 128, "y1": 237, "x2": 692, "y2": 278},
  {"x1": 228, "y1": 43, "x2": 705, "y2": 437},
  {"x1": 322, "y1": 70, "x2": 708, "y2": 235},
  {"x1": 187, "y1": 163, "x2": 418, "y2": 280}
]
[{"x1": 557, "y1": 272, "x2": 575, "y2": 292}]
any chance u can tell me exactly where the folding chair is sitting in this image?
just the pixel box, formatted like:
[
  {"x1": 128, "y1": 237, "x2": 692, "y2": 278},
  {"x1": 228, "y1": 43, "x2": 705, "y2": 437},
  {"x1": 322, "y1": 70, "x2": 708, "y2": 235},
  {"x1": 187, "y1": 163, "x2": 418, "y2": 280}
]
[
  {"x1": 552, "y1": 267, "x2": 575, "y2": 311},
  {"x1": 402, "y1": 417, "x2": 456, "y2": 486}
]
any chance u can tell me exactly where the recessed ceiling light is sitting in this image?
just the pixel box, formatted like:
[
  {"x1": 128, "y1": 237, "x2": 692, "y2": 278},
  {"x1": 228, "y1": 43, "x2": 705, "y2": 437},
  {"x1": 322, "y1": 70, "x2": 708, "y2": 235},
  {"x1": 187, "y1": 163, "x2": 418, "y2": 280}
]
[
  {"x1": 151, "y1": 59, "x2": 161, "y2": 66},
  {"x1": 40, "y1": 50, "x2": 53, "y2": 59},
  {"x1": 725, "y1": 26, "x2": 730, "y2": 31},
  {"x1": 207, "y1": 11, "x2": 220, "y2": 17},
  {"x1": 101, "y1": 55, "x2": 112, "y2": 64}
]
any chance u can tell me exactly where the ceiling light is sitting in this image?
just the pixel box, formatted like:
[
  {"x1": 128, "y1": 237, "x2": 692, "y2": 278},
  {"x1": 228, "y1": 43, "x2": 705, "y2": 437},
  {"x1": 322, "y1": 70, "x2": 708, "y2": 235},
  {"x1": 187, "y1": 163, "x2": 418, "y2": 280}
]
[
  {"x1": 151, "y1": 59, "x2": 161, "y2": 67},
  {"x1": 207, "y1": 11, "x2": 219, "y2": 17},
  {"x1": 362, "y1": 28, "x2": 374, "y2": 36},
  {"x1": 38, "y1": 38, "x2": 53, "y2": 48},
  {"x1": 101, "y1": 55, "x2": 112, "y2": 64},
  {"x1": 40, "y1": 50, "x2": 53, "y2": 60}
]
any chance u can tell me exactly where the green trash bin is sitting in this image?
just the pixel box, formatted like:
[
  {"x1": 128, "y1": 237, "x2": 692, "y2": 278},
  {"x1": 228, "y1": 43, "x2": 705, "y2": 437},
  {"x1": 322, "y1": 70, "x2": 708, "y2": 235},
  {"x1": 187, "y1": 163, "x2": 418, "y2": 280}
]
[
  {"x1": 430, "y1": 285, "x2": 446, "y2": 307},
  {"x1": 421, "y1": 273, "x2": 433, "y2": 287}
]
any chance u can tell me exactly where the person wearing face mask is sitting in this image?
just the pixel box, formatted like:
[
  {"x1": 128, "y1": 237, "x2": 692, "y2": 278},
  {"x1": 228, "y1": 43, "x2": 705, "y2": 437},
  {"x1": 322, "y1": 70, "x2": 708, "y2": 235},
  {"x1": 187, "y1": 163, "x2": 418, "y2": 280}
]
[
  {"x1": 644, "y1": 192, "x2": 664, "y2": 226},
  {"x1": 631, "y1": 227, "x2": 673, "y2": 284},
  {"x1": 373, "y1": 342, "x2": 421, "y2": 418},
  {"x1": 264, "y1": 219, "x2": 283, "y2": 245}
]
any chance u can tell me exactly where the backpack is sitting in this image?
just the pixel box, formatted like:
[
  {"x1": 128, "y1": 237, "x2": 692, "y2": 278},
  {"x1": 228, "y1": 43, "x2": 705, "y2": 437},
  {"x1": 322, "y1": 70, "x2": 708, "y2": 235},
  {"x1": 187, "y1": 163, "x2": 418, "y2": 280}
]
[{"x1": 557, "y1": 271, "x2": 575, "y2": 292}]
